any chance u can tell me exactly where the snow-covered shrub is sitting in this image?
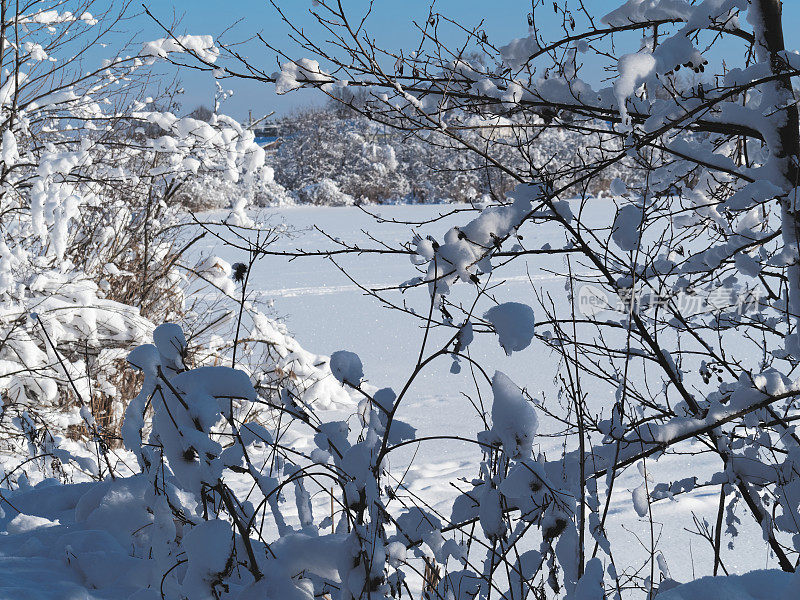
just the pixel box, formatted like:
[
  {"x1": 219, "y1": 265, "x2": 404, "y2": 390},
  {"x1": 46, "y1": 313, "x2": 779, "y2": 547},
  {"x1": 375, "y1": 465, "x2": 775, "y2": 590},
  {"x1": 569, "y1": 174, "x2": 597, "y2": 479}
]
[
  {"x1": 0, "y1": 1, "x2": 274, "y2": 483},
  {"x1": 272, "y1": 109, "x2": 406, "y2": 203},
  {"x1": 175, "y1": 166, "x2": 296, "y2": 211},
  {"x1": 161, "y1": 0, "x2": 800, "y2": 596},
  {"x1": 107, "y1": 322, "x2": 354, "y2": 597},
  {"x1": 270, "y1": 106, "x2": 637, "y2": 204},
  {"x1": 173, "y1": 176, "x2": 237, "y2": 211},
  {"x1": 298, "y1": 177, "x2": 355, "y2": 206}
]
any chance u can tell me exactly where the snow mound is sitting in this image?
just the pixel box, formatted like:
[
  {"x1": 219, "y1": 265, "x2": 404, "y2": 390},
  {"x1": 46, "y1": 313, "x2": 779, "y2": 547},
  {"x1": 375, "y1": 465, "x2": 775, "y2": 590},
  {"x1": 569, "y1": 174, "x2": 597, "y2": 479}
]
[
  {"x1": 6, "y1": 512, "x2": 59, "y2": 534},
  {"x1": 659, "y1": 570, "x2": 798, "y2": 600}
]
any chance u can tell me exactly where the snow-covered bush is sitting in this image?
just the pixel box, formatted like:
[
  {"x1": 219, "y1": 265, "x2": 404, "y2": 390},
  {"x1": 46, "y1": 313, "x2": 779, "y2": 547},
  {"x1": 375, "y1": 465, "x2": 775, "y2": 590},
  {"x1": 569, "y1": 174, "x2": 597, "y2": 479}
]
[
  {"x1": 298, "y1": 177, "x2": 355, "y2": 206},
  {"x1": 0, "y1": 1, "x2": 282, "y2": 483},
  {"x1": 272, "y1": 108, "x2": 408, "y2": 203},
  {"x1": 151, "y1": 0, "x2": 800, "y2": 596},
  {"x1": 174, "y1": 165, "x2": 295, "y2": 211},
  {"x1": 270, "y1": 106, "x2": 637, "y2": 204}
]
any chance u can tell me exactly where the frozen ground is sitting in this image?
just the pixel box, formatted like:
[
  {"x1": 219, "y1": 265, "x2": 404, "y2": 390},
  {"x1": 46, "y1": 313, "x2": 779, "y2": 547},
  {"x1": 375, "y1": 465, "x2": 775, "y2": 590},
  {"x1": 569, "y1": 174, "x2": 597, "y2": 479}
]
[{"x1": 0, "y1": 203, "x2": 788, "y2": 598}]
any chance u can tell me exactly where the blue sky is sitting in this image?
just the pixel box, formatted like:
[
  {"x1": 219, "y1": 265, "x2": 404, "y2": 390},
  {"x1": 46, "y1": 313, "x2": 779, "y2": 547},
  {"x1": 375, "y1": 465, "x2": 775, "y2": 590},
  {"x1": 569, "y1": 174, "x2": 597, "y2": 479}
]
[{"x1": 134, "y1": 1, "x2": 800, "y2": 121}]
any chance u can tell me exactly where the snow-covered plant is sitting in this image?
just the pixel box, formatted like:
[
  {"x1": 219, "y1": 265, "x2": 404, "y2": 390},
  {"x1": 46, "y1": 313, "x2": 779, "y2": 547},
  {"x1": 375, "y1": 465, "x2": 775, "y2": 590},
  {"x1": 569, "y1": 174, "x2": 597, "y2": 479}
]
[
  {"x1": 271, "y1": 108, "x2": 409, "y2": 204},
  {"x1": 0, "y1": 1, "x2": 276, "y2": 483},
  {"x1": 155, "y1": 0, "x2": 800, "y2": 596},
  {"x1": 112, "y1": 320, "x2": 351, "y2": 598},
  {"x1": 271, "y1": 106, "x2": 635, "y2": 204},
  {"x1": 174, "y1": 165, "x2": 295, "y2": 211}
]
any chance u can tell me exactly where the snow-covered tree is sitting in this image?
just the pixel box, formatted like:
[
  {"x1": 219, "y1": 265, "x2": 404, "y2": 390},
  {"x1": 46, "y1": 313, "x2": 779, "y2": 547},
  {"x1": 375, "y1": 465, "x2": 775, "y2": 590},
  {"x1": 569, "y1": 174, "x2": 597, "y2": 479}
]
[
  {"x1": 271, "y1": 105, "x2": 636, "y2": 204},
  {"x1": 139, "y1": 0, "x2": 800, "y2": 597}
]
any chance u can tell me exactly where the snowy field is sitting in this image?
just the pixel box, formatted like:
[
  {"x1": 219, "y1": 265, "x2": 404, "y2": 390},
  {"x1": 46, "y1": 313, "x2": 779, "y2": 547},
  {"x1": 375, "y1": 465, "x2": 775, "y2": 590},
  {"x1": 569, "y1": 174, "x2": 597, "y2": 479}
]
[
  {"x1": 197, "y1": 204, "x2": 773, "y2": 583},
  {"x1": 0, "y1": 203, "x2": 792, "y2": 599}
]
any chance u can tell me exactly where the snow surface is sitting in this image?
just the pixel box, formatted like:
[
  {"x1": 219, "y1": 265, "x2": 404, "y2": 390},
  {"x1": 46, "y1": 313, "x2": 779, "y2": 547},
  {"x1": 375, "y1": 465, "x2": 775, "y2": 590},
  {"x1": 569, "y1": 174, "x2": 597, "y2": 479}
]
[
  {"x1": 0, "y1": 203, "x2": 791, "y2": 598},
  {"x1": 193, "y1": 203, "x2": 775, "y2": 587},
  {"x1": 658, "y1": 569, "x2": 797, "y2": 600}
]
